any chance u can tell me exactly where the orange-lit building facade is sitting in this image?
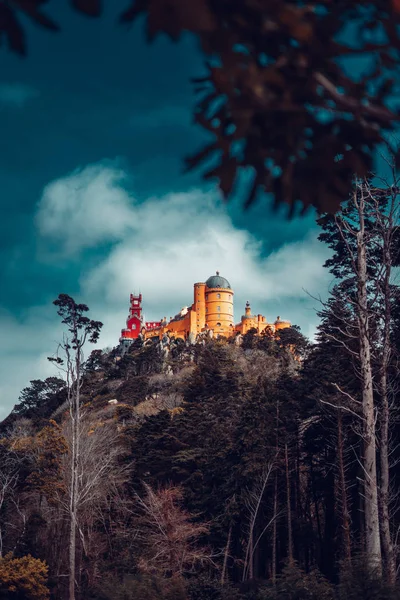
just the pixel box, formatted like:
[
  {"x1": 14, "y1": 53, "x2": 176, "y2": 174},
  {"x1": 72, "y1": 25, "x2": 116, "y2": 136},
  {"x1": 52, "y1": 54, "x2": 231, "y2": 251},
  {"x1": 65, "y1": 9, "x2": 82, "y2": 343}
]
[{"x1": 120, "y1": 272, "x2": 291, "y2": 345}]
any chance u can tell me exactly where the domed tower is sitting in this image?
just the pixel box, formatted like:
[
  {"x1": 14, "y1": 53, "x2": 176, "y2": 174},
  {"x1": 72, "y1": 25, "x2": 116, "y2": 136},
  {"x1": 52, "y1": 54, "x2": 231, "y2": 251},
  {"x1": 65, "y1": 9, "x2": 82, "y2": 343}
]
[{"x1": 205, "y1": 271, "x2": 234, "y2": 335}]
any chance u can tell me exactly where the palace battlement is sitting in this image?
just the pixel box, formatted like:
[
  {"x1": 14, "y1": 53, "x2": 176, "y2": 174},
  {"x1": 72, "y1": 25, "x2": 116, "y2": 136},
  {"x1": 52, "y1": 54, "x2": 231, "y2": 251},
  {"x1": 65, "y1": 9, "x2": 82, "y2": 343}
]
[{"x1": 119, "y1": 272, "x2": 290, "y2": 346}]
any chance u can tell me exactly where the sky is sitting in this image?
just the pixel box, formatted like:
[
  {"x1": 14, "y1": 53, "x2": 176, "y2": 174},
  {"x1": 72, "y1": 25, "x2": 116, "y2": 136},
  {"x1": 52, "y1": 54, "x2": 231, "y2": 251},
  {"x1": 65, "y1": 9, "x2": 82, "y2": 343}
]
[{"x1": 0, "y1": 2, "x2": 333, "y2": 420}]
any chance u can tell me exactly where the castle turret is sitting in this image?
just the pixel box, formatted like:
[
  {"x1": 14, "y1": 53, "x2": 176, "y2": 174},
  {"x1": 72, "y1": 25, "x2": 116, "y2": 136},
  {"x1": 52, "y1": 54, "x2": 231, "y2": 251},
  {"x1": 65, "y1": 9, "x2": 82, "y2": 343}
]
[
  {"x1": 120, "y1": 293, "x2": 144, "y2": 349},
  {"x1": 274, "y1": 315, "x2": 291, "y2": 331},
  {"x1": 204, "y1": 271, "x2": 234, "y2": 336},
  {"x1": 193, "y1": 282, "x2": 206, "y2": 334}
]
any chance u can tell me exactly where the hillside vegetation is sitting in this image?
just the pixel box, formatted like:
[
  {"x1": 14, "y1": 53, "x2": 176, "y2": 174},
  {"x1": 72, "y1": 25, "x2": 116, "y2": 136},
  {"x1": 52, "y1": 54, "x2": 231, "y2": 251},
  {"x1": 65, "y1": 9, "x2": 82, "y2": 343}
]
[
  {"x1": 2, "y1": 178, "x2": 400, "y2": 599},
  {"x1": 0, "y1": 324, "x2": 399, "y2": 599}
]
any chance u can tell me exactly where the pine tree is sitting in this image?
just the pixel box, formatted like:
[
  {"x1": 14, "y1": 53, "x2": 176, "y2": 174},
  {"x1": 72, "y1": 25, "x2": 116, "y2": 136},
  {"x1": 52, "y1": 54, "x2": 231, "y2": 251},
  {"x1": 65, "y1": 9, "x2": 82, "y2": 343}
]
[{"x1": 317, "y1": 178, "x2": 400, "y2": 578}]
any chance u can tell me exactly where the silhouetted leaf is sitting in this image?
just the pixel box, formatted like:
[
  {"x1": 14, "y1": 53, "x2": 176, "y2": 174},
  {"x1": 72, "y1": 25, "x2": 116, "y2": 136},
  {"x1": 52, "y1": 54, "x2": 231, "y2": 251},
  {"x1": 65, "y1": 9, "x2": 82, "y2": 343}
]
[
  {"x1": 184, "y1": 142, "x2": 219, "y2": 172},
  {"x1": 71, "y1": 0, "x2": 102, "y2": 17},
  {"x1": 0, "y1": 4, "x2": 26, "y2": 54},
  {"x1": 120, "y1": 0, "x2": 215, "y2": 38},
  {"x1": 392, "y1": 0, "x2": 400, "y2": 12},
  {"x1": 203, "y1": 156, "x2": 238, "y2": 198},
  {"x1": 4, "y1": 0, "x2": 400, "y2": 214},
  {"x1": 12, "y1": 0, "x2": 59, "y2": 31}
]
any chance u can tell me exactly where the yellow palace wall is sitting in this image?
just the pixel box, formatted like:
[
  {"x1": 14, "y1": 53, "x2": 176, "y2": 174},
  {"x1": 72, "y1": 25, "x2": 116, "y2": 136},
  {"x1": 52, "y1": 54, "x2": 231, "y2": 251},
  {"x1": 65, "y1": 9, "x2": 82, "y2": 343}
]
[{"x1": 142, "y1": 280, "x2": 291, "y2": 342}]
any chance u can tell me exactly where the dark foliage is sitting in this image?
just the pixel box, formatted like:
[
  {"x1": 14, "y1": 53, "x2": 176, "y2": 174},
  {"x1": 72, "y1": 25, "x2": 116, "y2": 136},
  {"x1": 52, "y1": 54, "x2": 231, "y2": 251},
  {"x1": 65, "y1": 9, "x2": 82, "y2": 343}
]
[
  {"x1": 12, "y1": 378, "x2": 66, "y2": 420},
  {"x1": 4, "y1": 2, "x2": 400, "y2": 214},
  {"x1": 51, "y1": 293, "x2": 102, "y2": 349},
  {"x1": 2, "y1": 253, "x2": 400, "y2": 598}
]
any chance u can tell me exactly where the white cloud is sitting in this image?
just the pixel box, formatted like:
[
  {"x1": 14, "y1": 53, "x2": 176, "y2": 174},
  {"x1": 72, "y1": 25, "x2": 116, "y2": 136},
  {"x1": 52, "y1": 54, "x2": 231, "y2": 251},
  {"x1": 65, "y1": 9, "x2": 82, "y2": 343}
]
[
  {"x1": 0, "y1": 83, "x2": 38, "y2": 108},
  {"x1": 37, "y1": 162, "x2": 331, "y2": 325},
  {"x1": 1, "y1": 162, "x2": 332, "y2": 421},
  {"x1": 36, "y1": 165, "x2": 135, "y2": 257}
]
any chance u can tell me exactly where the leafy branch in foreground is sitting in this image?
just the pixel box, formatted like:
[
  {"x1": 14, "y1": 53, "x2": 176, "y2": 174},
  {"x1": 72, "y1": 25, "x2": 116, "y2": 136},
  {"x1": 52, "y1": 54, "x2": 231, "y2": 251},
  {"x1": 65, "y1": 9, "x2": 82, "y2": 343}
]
[{"x1": 4, "y1": 1, "x2": 400, "y2": 214}]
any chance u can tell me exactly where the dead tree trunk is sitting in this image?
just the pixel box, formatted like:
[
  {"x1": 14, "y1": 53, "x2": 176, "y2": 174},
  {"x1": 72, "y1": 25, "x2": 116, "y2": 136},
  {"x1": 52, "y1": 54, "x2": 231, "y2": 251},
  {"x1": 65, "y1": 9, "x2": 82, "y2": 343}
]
[
  {"x1": 69, "y1": 352, "x2": 80, "y2": 600},
  {"x1": 272, "y1": 396, "x2": 280, "y2": 582},
  {"x1": 379, "y1": 367, "x2": 394, "y2": 582},
  {"x1": 337, "y1": 411, "x2": 352, "y2": 566},
  {"x1": 372, "y1": 184, "x2": 397, "y2": 584},
  {"x1": 285, "y1": 443, "x2": 294, "y2": 565},
  {"x1": 221, "y1": 523, "x2": 232, "y2": 585},
  {"x1": 272, "y1": 472, "x2": 278, "y2": 583},
  {"x1": 356, "y1": 190, "x2": 382, "y2": 571},
  {"x1": 242, "y1": 465, "x2": 273, "y2": 581}
]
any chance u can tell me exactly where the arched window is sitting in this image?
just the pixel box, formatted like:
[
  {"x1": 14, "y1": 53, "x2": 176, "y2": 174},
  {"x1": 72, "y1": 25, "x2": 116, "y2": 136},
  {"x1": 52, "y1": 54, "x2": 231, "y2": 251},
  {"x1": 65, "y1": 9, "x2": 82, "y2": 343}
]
[
  {"x1": 217, "y1": 322, "x2": 221, "y2": 327},
  {"x1": 217, "y1": 306, "x2": 221, "y2": 311},
  {"x1": 217, "y1": 293, "x2": 221, "y2": 299}
]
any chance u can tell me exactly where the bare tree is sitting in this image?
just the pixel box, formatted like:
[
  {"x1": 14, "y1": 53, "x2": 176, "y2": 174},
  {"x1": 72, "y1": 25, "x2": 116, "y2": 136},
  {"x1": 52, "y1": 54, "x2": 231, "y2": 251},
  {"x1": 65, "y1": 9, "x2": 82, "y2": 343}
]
[
  {"x1": 48, "y1": 294, "x2": 102, "y2": 600},
  {"x1": 53, "y1": 417, "x2": 130, "y2": 591},
  {"x1": 317, "y1": 176, "x2": 400, "y2": 574},
  {"x1": 221, "y1": 522, "x2": 232, "y2": 585},
  {"x1": 365, "y1": 171, "x2": 400, "y2": 584},
  {"x1": 0, "y1": 444, "x2": 21, "y2": 557},
  {"x1": 354, "y1": 186, "x2": 382, "y2": 570},
  {"x1": 242, "y1": 462, "x2": 275, "y2": 581},
  {"x1": 134, "y1": 483, "x2": 212, "y2": 581}
]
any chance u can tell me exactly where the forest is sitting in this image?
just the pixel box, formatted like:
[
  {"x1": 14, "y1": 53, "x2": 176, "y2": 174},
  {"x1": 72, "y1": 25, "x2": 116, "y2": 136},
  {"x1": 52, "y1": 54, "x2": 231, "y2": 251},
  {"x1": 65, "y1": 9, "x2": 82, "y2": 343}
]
[{"x1": 1, "y1": 176, "x2": 400, "y2": 599}]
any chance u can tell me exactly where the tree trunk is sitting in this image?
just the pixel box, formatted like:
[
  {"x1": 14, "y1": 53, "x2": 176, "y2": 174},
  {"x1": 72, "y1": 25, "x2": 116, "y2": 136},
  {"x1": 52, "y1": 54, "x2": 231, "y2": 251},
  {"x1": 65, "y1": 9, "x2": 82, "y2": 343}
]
[
  {"x1": 337, "y1": 411, "x2": 351, "y2": 567},
  {"x1": 69, "y1": 406, "x2": 79, "y2": 600},
  {"x1": 285, "y1": 443, "x2": 293, "y2": 564},
  {"x1": 69, "y1": 505, "x2": 76, "y2": 600},
  {"x1": 379, "y1": 221, "x2": 395, "y2": 583},
  {"x1": 356, "y1": 192, "x2": 382, "y2": 572},
  {"x1": 249, "y1": 529, "x2": 254, "y2": 579},
  {"x1": 69, "y1": 350, "x2": 81, "y2": 600},
  {"x1": 379, "y1": 369, "x2": 394, "y2": 582},
  {"x1": 272, "y1": 472, "x2": 278, "y2": 583},
  {"x1": 221, "y1": 523, "x2": 232, "y2": 584}
]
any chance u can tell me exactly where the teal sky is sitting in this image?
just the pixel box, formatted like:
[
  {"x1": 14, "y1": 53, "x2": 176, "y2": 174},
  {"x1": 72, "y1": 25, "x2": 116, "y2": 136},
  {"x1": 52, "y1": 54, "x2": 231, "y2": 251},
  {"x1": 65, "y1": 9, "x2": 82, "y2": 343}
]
[{"x1": 0, "y1": 2, "x2": 331, "y2": 419}]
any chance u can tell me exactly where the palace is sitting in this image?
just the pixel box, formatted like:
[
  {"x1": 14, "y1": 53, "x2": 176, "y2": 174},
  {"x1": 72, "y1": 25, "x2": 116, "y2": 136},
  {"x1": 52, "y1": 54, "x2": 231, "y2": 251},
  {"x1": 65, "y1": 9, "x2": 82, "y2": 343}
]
[{"x1": 119, "y1": 272, "x2": 291, "y2": 346}]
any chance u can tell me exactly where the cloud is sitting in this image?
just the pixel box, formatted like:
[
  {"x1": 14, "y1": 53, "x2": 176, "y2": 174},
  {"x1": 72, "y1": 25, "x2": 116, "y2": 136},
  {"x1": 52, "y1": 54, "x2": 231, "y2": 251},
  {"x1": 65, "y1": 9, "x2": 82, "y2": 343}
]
[
  {"x1": 0, "y1": 83, "x2": 39, "y2": 108},
  {"x1": 36, "y1": 164, "x2": 134, "y2": 257},
  {"x1": 37, "y1": 162, "x2": 331, "y2": 325},
  {"x1": 1, "y1": 162, "x2": 331, "y2": 421}
]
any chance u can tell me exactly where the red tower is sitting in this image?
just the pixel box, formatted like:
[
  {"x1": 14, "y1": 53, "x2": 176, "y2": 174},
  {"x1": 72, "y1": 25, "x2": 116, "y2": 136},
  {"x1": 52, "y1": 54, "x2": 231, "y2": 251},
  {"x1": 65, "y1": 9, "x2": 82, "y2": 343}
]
[{"x1": 120, "y1": 293, "x2": 143, "y2": 340}]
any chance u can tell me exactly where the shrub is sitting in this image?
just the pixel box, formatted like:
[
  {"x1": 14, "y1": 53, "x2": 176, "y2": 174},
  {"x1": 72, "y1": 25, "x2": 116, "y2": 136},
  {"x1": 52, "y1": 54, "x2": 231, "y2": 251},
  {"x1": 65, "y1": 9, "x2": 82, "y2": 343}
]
[
  {"x1": 0, "y1": 553, "x2": 50, "y2": 600},
  {"x1": 337, "y1": 557, "x2": 400, "y2": 600},
  {"x1": 91, "y1": 574, "x2": 186, "y2": 600},
  {"x1": 260, "y1": 562, "x2": 334, "y2": 600}
]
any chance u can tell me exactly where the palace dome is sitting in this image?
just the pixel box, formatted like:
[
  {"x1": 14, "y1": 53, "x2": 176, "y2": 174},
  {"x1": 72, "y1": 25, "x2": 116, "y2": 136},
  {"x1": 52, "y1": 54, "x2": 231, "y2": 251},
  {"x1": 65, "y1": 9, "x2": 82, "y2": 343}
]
[{"x1": 205, "y1": 271, "x2": 231, "y2": 289}]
